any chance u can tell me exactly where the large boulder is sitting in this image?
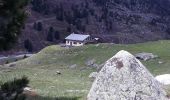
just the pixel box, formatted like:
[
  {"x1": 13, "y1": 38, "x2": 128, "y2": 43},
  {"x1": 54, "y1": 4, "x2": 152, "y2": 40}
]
[
  {"x1": 87, "y1": 50, "x2": 168, "y2": 100},
  {"x1": 155, "y1": 74, "x2": 170, "y2": 85}
]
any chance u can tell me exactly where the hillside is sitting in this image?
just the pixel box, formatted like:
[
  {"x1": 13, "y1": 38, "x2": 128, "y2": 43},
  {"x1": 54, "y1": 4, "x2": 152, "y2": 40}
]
[
  {"x1": 9, "y1": 0, "x2": 170, "y2": 52},
  {"x1": 0, "y1": 40, "x2": 170, "y2": 100}
]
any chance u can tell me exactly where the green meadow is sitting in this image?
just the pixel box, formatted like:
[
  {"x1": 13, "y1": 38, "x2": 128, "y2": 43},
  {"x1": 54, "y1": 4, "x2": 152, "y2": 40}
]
[{"x1": 0, "y1": 40, "x2": 170, "y2": 100}]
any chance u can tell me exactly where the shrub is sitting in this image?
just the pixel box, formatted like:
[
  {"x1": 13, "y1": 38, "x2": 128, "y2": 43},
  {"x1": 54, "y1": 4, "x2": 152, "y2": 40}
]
[
  {"x1": 5, "y1": 60, "x2": 9, "y2": 64},
  {"x1": 0, "y1": 76, "x2": 29, "y2": 100}
]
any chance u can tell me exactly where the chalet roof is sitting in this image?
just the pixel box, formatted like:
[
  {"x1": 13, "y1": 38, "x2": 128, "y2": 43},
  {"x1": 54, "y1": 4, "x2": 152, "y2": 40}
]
[{"x1": 65, "y1": 33, "x2": 90, "y2": 41}]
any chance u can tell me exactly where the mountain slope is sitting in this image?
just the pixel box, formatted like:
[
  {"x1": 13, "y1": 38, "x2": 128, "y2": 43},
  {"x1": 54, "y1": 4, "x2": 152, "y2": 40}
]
[{"x1": 14, "y1": 0, "x2": 170, "y2": 52}]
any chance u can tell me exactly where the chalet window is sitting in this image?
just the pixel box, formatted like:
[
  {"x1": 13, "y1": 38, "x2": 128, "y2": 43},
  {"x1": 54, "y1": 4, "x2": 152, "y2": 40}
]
[{"x1": 73, "y1": 42, "x2": 76, "y2": 44}]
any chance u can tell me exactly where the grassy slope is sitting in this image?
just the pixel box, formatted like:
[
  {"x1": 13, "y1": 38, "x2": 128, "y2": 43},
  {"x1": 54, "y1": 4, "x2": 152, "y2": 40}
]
[{"x1": 0, "y1": 40, "x2": 170, "y2": 100}]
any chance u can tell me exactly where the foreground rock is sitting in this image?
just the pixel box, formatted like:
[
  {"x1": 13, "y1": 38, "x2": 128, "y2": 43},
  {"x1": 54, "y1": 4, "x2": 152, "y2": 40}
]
[
  {"x1": 89, "y1": 72, "x2": 98, "y2": 80},
  {"x1": 135, "y1": 52, "x2": 158, "y2": 61},
  {"x1": 87, "y1": 50, "x2": 168, "y2": 100},
  {"x1": 23, "y1": 87, "x2": 37, "y2": 97},
  {"x1": 69, "y1": 64, "x2": 77, "y2": 69},
  {"x1": 155, "y1": 74, "x2": 170, "y2": 85},
  {"x1": 85, "y1": 59, "x2": 96, "y2": 67}
]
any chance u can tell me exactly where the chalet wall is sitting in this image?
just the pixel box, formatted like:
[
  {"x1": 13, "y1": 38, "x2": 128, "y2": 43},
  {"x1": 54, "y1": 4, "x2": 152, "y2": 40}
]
[{"x1": 66, "y1": 40, "x2": 84, "y2": 46}]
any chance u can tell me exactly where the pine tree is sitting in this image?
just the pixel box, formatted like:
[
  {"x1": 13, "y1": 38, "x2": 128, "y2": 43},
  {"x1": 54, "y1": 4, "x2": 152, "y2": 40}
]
[
  {"x1": 0, "y1": 0, "x2": 29, "y2": 50},
  {"x1": 33, "y1": 22, "x2": 37, "y2": 30},
  {"x1": 47, "y1": 27, "x2": 54, "y2": 42},
  {"x1": 37, "y1": 22, "x2": 43, "y2": 31},
  {"x1": 56, "y1": 4, "x2": 64, "y2": 21},
  {"x1": 54, "y1": 31, "x2": 60, "y2": 40},
  {"x1": 24, "y1": 39, "x2": 33, "y2": 52}
]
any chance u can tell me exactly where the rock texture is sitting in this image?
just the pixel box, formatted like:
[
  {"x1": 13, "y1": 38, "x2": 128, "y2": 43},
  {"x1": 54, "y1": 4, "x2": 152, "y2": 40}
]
[
  {"x1": 89, "y1": 72, "x2": 98, "y2": 80},
  {"x1": 87, "y1": 50, "x2": 168, "y2": 100},
  {"x1": 135, "y1": 52, "x2": 158, "y2": 61},
  {"x1": 155, "y1": 74, "x2": 170, "y2": 85}
]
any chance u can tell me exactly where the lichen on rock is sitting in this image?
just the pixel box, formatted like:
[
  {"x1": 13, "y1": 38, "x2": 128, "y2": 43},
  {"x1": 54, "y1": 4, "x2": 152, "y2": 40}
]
[{"x1": 87, "y1": 50, "x2": 168, "y2": 100}]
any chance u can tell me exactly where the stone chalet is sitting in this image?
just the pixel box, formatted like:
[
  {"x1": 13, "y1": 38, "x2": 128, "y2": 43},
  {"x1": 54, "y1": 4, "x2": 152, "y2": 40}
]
[{"x1": 65, "y1": 33, "x2": 94, "y2": 46}]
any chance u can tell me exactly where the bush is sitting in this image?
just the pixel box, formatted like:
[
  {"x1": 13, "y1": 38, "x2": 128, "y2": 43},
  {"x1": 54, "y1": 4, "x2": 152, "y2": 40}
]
[
  {"x1": 5, "y1": 60, "x2": 9, "y2": 64},
  {"x1": 23, "y1": 55, "x2": 27, "y2": 59},
  {"x1": 0, "y1": 76, "x2": 29, "y2": 100}
]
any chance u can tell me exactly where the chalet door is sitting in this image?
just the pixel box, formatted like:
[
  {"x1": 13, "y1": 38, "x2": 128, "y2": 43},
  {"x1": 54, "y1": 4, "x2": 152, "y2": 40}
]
[{"x1": 70, "y1": 41, "x2": 72, "y2": 46}]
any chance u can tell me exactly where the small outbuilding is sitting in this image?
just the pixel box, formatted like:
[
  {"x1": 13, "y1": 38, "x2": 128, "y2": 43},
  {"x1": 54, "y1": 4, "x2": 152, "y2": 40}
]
[{"x1": 65, "y1": 33, "x2": 93, "y2": 46}]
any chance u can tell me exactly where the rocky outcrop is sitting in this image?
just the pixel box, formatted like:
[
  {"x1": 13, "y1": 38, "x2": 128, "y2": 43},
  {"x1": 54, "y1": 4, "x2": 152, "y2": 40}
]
[
  {"x1": 87, "y1": 50, "x2": 168, "y2": 100},
  {"x1": 135, "y1": 52, "x2": 158, "y2": 61}
]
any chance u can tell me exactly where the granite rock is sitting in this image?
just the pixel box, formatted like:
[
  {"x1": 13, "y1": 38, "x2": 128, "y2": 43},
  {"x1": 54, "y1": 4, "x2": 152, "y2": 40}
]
[{"x1": 87, "y1": 50, "x2": 168, "y2": 100}]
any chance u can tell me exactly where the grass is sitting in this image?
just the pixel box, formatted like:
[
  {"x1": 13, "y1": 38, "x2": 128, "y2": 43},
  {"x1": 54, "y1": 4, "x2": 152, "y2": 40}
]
[{"x1": 0, "y1": 40, "x2": 170, "y2": 99}]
